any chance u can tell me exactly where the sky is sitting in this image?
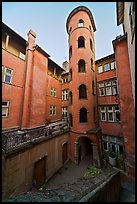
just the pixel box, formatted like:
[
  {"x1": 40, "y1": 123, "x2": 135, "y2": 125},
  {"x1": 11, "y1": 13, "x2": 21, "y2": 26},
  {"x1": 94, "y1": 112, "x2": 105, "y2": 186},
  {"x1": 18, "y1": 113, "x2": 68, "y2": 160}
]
[{"x1": 2, "y1": 2, "x2": 123, "y2": 67}]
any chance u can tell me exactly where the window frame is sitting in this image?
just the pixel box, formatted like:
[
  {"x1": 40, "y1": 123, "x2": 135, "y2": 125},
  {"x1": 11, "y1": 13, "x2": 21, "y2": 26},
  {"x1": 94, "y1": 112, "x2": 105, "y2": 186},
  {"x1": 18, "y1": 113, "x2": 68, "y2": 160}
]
[
  {"x1": 3, "y1": 67, "x2": 13, "y2": 83},
  {"x1": 62, "y1": 90, "x2": 68, "y2": 101},
  {"x1": 2, "y1": 100, "x2": 10, "y2": 117},
  {"x1": 50, "y1": 87, "x2": 56, "y2": 97},
  {"x1": 104, "y1": 63, "x2": 110, "y2": 72},
  {"x1": 50, "y1": 105, "x2": 56, "y2": 116}
]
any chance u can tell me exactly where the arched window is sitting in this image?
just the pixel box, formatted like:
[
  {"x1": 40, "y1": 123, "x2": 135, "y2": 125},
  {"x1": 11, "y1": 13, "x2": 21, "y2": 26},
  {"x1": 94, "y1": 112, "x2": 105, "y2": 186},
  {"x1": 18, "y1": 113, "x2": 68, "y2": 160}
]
[
  {"x1": 78, "y1": 19, "x2": 84, "y2": 27},
  {"x1": 78, "y1": 36, "x2": 85, "y2": 48},
  {"x1": 91, "y1": 58, "x2": 93, "y2": 70},
  {"x1": 79, "y1": 84, "x2": 87, "y2": 99},
  {"x1": 69, "y1": 91, "x2": 72, "y2": 105},
  {"x1": 80, "y1": 108, "x2": 88, "y2": 123},
  {"x1": 90, "y1": 39, "x2": 93, "y2": 50},
  {"x1": 78, "y1": 59, "x2": 86, "y2": 72},
  {"x1": 69, "y1": 27, "x2": 72, "y2": 34},
  {"x1": 69, "y1": 46, "x2": 72, "y2": 59},
  {"x1": 69, "y1": 113, "x2": 73, "y2": 127},
  {"x1": 69, "y1": 69, "x2": 72, "y2": 81}
]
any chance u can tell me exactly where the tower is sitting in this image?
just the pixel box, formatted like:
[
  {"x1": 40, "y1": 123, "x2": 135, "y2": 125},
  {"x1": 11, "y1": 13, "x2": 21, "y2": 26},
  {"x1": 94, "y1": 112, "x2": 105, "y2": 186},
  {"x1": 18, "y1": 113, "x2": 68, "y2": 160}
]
[{"x1": 66, "y1": 6, "x2": 102, "y2": 166}]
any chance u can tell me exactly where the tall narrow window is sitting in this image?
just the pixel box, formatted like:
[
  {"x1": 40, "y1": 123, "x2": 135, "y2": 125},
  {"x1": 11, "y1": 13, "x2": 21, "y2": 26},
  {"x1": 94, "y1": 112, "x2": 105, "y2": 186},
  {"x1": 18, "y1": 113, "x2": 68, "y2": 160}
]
[
  {"x1": 78, "y1": 36, "x2": 85, "y2": 48},
  {"x1": 50, "y1": 106, "x2": 56, "y2": 115},
  {"x1": 100, "y1": 107, "x2": 106, "y2": 121},
  {"x1": 50, "y1": 87, "x2": 56, "y2": 97},
  {"x1": 98, "y1": 65, "x2": 103, "y2": 73},
  {"x1": 92, "y1": 80, "x2": 95, "y2": 95},
  {"x1": 69, "y1": 69, "x2": 72, "y2": 81},
  {"x1": 62, "y1": 90, "x2": 68, "y2": 100},
  {"x1": 3, "y1": 67, "x2": 13, "y2": 83},
  {"x1": 2, "y1": 101, "x2": 9, "y2": 117},
  {"x1": 79, "y1": 84, "x2": 87, "y2": 99},
  {"x1": 69, "y1": 46, "x2": 72, "y2": 59},
  {"x1": 104, "y1": 63, "x2": 110, "y2": 72},
  {"x1": 62, "y1": 107, "x2": 68, "y2": 118},
  {"x1": 91, "y1": 58, "x2": 93, "y2": 70},
  {"x1": 78, "y1": 19, "x2": 84, "y2": 27},
  {"x1": 78, "y1": 59, "x2": 85, "y2": 72},
  {"x1": 69, "y1": 113, "x2": 73, "y2": 127},
  {"x1": 90, "y1": 39, "x2": 92, "y2": 50},
  {"x1": 80, "y1": 108, "x2": 87, "y2": 123},
  {"x1": 69, "y1": 91, "x2": 72, "y2": 105},
  {"x1": 69, "y1": 27, "x2": 72, "y2": 35}
]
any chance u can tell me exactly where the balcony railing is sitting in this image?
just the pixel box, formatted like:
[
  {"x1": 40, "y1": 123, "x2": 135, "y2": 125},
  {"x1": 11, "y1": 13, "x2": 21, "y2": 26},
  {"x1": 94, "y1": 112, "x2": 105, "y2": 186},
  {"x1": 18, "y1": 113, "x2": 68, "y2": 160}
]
[{"x1": 2, "y1": 121, "x2": 70, "y2": 153}]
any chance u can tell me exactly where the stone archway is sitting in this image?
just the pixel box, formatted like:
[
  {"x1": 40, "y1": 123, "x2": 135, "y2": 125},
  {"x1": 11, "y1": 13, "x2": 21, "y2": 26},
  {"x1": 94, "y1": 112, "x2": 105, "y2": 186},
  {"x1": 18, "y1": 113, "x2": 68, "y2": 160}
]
[
  {"x1": 74, "y1": 136, "x2": 93, "y2": 165},
  {"x1": 74, "y1": 136, "x2": 101, "y2": 167}
]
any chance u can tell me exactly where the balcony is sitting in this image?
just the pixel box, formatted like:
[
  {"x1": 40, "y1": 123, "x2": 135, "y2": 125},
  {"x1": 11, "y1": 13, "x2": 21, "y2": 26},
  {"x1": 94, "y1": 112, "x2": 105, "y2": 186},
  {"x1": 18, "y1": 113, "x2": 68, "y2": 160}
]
[{"x1": 2, "y1": 120, "x2": 70, "y2": 154}]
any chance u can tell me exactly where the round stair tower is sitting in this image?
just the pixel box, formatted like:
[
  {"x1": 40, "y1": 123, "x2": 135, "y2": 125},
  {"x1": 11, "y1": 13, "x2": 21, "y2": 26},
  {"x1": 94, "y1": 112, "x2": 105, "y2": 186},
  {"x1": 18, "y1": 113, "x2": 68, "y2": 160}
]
[{"x1": 66, "y1": 6, "x2": 102, "y2": 165}]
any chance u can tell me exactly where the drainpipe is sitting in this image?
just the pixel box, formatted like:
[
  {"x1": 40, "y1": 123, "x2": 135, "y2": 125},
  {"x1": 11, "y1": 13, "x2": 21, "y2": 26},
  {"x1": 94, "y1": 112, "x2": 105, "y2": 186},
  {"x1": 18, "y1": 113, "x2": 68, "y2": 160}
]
[{"x1": 21, "y1": 30, "x2": 36, "y2": 129}]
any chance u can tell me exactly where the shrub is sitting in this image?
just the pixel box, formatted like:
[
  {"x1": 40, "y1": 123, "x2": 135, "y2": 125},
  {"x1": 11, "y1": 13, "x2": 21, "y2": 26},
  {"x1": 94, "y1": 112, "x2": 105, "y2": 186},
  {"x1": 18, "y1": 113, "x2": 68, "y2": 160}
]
[{"x1": 84, "y1": 166, "x2": 102, "y2": 177}]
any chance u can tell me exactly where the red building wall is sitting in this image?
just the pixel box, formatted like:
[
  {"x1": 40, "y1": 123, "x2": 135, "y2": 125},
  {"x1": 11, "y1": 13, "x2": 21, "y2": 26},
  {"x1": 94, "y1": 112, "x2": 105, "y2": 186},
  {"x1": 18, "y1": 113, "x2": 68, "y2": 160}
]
[
  {"x1": 2, "y1": 49, "x2": 25, "y2": 129},
  {"x1": 114, "y1": 36, "x2": 135, "y2": 180}
]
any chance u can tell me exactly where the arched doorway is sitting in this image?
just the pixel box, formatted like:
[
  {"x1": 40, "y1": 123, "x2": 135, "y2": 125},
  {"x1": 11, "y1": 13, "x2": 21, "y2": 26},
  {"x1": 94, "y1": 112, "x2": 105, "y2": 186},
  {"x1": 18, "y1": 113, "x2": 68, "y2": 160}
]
[{"x1": 76, "y1": 137, "x2": 93, "y2": 165}]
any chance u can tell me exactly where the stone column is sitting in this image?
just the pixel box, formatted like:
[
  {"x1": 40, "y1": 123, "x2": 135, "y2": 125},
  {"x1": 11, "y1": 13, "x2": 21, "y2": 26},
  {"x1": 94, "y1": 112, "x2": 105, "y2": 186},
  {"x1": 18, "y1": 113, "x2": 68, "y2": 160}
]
[
  {"x1": 74, "y1": 142, "x2": 79, "y2": 164},
  {"x1": 92, "y1": 143, "x2": 101, "y2": 168}
]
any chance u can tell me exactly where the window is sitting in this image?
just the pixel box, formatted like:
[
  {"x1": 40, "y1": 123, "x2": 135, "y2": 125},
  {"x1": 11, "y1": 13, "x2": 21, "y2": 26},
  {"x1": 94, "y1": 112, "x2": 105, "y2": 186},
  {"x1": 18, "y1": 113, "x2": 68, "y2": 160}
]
[
  {"x1": 78, "y1": 59, "x2": 85, "y2": 72},
  {"x1": 89, "y1": 25, "x2": 91, "y2": 31},
  {"x1": 78, "y1": 19, "x2": 84, "y2": 27},
  {"x1": 69, "y1": 69, "x2": 72, "y2": 81},
  {"x1": 90, "y1": 39, "x2": 92, "y2": 50},
  {"x1": 98, "y1": 79, "x2": 118, "y2": 96},
  {"x1": 50, "y1": 106, "x2": 56, "y2": 115},
  {"x1": 79, "y1": 84, "x2": 87, "y2": 99},
  {"x1": 3, "y1": 67, "x2": 13, "y2": 83},
  {"x1": 19, "y1": 52, "x2": 25, "y2": 60},
  {"x1": 62, "y1": 77, "x2": 68, "y2": 83},
  {"x1": 62, "y1": 107, "x2": 68, "y2": 118},
  {"x1": 105, "y1": 81, "x2": 112, "y2": 96},
  {"x1": 104, "y1": 63, "x2": 110, "y2": 72},
  {"x1": 69, "y1": 91, "x2": 72, "y2": 106},
  {"x1": 99, "y1": 83, "x2": 105, "y2": 96},
  {"x1": 107, "y1": 106, "x2": 114, "y2": 122},
  {"x1": 80, "y1": 108, "x2": 88, "y2": 123},
  {"x1": 100, "y1": 107, "x2": 106, "y2": 121},
  {"x1": 92, "y1": 80, "x2": 95, "y2": 95},
  {"x1": 110, "y1": 61, "x2": 115, "y2": 70},
  {"x1": 62, "y1": 90, "x2": 68, "y2": 100},
  {"x1": 103, "y1": 142, "x2": 108, "y2": 150},
  {"x1": 118, "y1": 145, "x2": 124, "y2": 155},
  {"x1": 100, "y1": 105, "x2": 120, "y2": 122},
  {"x1": 98, "y1": 65, "x2": 103, "y2": 73},
  {"x1": 50, "y1": 87, "x2": 56, "y2": 97},
  {"x1": 91, "y1": 58, "x2": 94, "y2": 70},
  {"x1": 69, "y1": 46, "x2": 72, "y2": 59},
  {"x1": 2, "y1": 101, "x2": 9, "y2": 117},
  {"x1": 78, "y1": 36, "x2": 85, "y2": 48},
  {"x1": 69, "y1": 27, "x2": 72, "y2": 34}
]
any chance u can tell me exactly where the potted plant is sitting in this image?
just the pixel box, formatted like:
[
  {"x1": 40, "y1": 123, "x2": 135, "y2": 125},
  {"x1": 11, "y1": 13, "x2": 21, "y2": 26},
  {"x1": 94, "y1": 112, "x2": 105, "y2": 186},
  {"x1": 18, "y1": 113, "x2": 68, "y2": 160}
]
[{"x1": 108, "y1": 150, "x2": 116, "y2": 166}]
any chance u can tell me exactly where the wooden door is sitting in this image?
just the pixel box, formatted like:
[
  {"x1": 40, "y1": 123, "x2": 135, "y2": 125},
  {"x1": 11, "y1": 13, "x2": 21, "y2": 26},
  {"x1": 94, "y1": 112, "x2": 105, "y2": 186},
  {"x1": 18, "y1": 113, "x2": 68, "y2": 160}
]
[
  {"x1": 62, "y1": 142, "x2": 68, "y2": 164},
  {"x1": 33, "y1": 156, "x2": 46, "y2": 189}
]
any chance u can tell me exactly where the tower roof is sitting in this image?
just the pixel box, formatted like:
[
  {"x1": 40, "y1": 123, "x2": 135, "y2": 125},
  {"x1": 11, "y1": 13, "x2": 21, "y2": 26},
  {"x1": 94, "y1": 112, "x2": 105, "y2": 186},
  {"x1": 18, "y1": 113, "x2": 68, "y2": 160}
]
[{"x1": 66, "y1": 6, "x2": 96, "y2": 33}]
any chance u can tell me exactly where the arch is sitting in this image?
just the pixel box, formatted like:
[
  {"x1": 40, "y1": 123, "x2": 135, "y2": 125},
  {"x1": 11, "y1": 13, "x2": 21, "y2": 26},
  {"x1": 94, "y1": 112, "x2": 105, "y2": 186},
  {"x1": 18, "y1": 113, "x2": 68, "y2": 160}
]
[
  {"x1": 80, "y1": 107, "x2": 88, "y2": 123},
  {"x1": 79, "y1": 84, "x2": 87, "y2": 99},
  {"x1": 78, "y1": 59, "x2": 86, "y2": 72},
  {"x1": 69, "y1": 46, "x2": 72, "y2": 59},
  {"x1": 78, "y1": 19, "x2": 84, "y2": 27},
  {"x1": 78, "y1": 36, "x2": 85, "y2": 48}
]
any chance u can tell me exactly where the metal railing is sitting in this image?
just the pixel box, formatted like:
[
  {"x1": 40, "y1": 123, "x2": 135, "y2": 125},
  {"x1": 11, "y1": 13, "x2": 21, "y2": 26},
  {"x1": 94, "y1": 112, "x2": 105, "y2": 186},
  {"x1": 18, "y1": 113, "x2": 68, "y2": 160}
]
[{"x1": 2, "y1": 121, "x2": 70, "y2": 153}]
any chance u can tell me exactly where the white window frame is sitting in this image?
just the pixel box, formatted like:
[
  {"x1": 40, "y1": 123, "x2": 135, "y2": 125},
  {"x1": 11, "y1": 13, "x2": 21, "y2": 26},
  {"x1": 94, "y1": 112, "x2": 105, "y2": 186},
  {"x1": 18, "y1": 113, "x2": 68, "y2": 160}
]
[
  {"x1": 50, "y1": 87, "x2": 56, "y2": 97},
  {"x1": 50, "y1": 106, "x2": 56, "y2": 116},
  {"x1": 107, "y1": 106, "x2": 114, "y2": 122},
  {"x1": 62, "y1": 90, "x2": 68, "y2": 100},
  {"x1": 100, "y1": 107, "x2": 106, "y2": 121},
  {"x1": 78, "y1": 19, "x2": 84, "y2": 27},
  {"x1": 62, "y1": 107, "x2": 68, "y2": 118},
  {"x1": 2, "y1": 101, "x2": 10, "y2": 117},
  {"x1": 98, "y1": 65, "x2": 103, "y2": 73},
  {"x1": 3, "y1": 67, "x2": 13, "y2": 83},
  {"x1": 110, "y1": 61, "x2": 115, "y2": 70}
]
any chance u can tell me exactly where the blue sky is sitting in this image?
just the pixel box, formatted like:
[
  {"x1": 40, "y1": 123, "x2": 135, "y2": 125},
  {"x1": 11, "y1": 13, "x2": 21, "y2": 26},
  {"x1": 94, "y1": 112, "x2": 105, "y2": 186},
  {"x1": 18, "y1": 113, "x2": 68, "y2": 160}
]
[{"x1": 2, "y1": 2, "x2": 123, "y2": 67}]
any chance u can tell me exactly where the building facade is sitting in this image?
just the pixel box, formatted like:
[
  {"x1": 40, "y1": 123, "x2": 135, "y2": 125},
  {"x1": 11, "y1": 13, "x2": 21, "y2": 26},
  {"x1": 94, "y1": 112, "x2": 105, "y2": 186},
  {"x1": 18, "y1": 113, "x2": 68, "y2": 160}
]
[{"x1": 2, "y1": 3, "x2": 135, "y2": 199}]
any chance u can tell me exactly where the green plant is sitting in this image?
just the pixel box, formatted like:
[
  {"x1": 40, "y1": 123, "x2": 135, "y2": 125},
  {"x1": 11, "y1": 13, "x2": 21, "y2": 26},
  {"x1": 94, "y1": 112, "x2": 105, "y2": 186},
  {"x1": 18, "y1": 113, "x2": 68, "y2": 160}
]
[
  {"x1": 109, "y1": 150, "x2": 116, "y2": 158},
  {"x1": 116, "y1": 155, "x2": 126, "y2": 171},
  {"x1": 83, "y1": 166, "x2": 102, "y2": 177},
  {"x1": 102, "y1": 150, "x2": 109, "y2": 162}
]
